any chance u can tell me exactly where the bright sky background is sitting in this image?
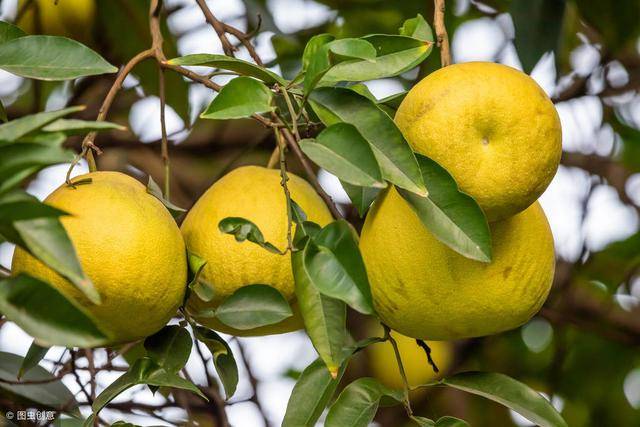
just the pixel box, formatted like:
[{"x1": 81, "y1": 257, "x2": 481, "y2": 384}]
[{"x1": 0, "y1": 0, "x2": 639, "y2": 425}]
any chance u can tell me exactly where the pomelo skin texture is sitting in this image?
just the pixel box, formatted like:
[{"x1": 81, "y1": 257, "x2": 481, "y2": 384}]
[
  {"x1": 181, "y1": 166, "x2": 333, "y2": 336},
  {"x1": 360, "y1": 187, "x2": 555, "y2": 340},
  {"x1": 11, "y1": 172, "x2": 187, "y2": 345},
  {"x1": 395, "y1": 62, "x2": 562, "y2": 222},
  {"x1": 18, "y1": 0, "x2": 96, "y2": 43},
  {"x1": 367, "y1": 324, "x2": 453, "y2": 390}
]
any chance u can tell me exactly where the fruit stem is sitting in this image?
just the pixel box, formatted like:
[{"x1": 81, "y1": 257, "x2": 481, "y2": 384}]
[
  {"x1": 383, "y1": 323, "x2": 414, "y2": 416},
  {"x1": 274, "y1": 128, "x2": 294, "y2": 252}
]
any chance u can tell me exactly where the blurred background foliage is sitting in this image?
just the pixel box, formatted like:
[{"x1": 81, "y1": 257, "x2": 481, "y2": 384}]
[{"x1": 1, "y1": 0, "x2": 639, "y2": 426}]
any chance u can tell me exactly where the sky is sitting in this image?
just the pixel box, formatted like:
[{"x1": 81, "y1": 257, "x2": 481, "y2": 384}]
[{"x1": 0, "y1": 0, "x2": 639, "y2": 425}]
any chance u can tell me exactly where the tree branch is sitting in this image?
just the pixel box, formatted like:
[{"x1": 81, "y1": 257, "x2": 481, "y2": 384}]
[{"x1": 433, "y1": 0, "x2": 451, "y2": 67}]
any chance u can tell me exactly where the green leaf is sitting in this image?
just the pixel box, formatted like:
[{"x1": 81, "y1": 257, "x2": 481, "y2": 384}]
[
  {"x1": 321, "y1": 35, "x2": 432, "y2": 84},
  {"x1": 215, "y1": 284, "x2": 293, "y2": 330},
  {"x1": 510, "y1": 0, "x2": 566, "y2": 73},
  {"x1": 292, "y1": 239, "x2": 348, "y2": 376},
  {"x1": 201, "y1": 76, "x2": 274, "y2": 120},
  {"x1": 42, "y1": 119, "x2": 125, "y2": 135},
  {"x1": 91, "y1": 357, "x2": 206, "y2": 418},
  {"x1": 340, "y1": 181, "x2": 381, "y2": 217},
  {"x1": 0, "y1": 21, "x2": 27, "y2": 45},
  {"x1": 0, "y1": 351, "x2": 77, "y2": 411},
  {"x1": 0, "y1": 142, "x2": 74, "y2": 187},
  {"x1": 309, "y1": 87, "x2": 425, "y2": 195},
  {"x1": 397, "y1": 155, "x2": 492, "y2": 262},
  {"x1": 144, "y1": 325, "x2": 192, "y2": 374},
  {"x1": 302, "y1": 34, "x2": 335, "y2": 70},
  {"x1": 0, "y1": 106, "x2": 84, "y2": 143},
  {"x1": 218, "y1": 216, "x2": 283, "y2": 254},
  {"x1": 0, "y1": 274, "x2": 108, "y2": 348},
  {"x1": 167, "y1": 54, "x2": 286, "y2": 85},
  {"x1": 412, "y1": 416, "x2": 435, "y2": 427},
  {"x1": 299, "y1": 123, "x2": 384, "y2": 188},
  {"x1": 399, "y1": 14, "x2": 434, "y2": 42},
  {"x1": 18, "y1": 341, "x2": 49, "y2": 380},
  {"x1": 442, "y1": 372, "x2": 568, "y2": 427},
  {"x1": 304, "y1": 220, "x2": 373, "y2": 314},
  {"x1": 0, "y1": 35, "x2": 117, "y2": 80},
  {"x1": 193, "y1": 326, "x2": 238, "y2": 399},
  {"x1": 146, "y1": 176, "x2": 186, "y2": 219},
  {"x1": 325, "y1": 377, "x2": 403, "y2": 427},
  {"x1": 435, "y1": 416, "x2": 470, "y2": 427},
  {"x1": 282, "y1": 358, "x2": 348, "y2": 427},
  {"x1": 187, "y1": 252, "x2": 214, "y2": 302}
]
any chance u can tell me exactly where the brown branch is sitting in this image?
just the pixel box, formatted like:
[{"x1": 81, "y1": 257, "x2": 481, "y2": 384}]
[
  {"x1": 195, "y1": 0, "x2": 236, "y2": 57},
  {"x1": 433, "y1": 0, "x2": 451, "y2": 67}
]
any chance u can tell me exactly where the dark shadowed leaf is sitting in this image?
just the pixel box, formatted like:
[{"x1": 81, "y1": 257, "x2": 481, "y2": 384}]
[
  {"x1": 167, "y1": 54, "x2": 286, "y2": 85},
  {"x1": 0, "y1": 274, "x2": 108, "y2": 348},
  {"x1": 0, "y1": 106, "x2": 84, "y2": 143},
  {"x1": 215, "y1": 285, "x2": 293, "y2": 330},
  {"x1": 282, "y1": 358, "x2": 348, "y2": 427},
  {"x1": 218, "y1": 216, "x2": 283, "y2": 254},
  {"x1": 293, "y1": 239, "x2": 348, "y2": 376},
  {"x1": 309, "y1": 87, "x2": 425, "y2": 195},
  {"x1": 0, "y1": 351, "x2": 77, "y2": 412},
  {"x1": 144, "y1": 325, "x2": 192, "y2": 374},
  {"x1": 91, "y1": 357, "x2": 206, "y2": 418},
  {"x1": 187, "y1": 252, "x2": 215, "y2": 302},
  {"x1": 18, "y1": 341, "x2": 49, "y2": 380},
  {"x1": 0, "y1": 21, "x2": 26, "y2": 45},
  {"x1": 193, "y1": 326, "x2": 238, "y2": 399},
  {"x1": 304, "y1": 220, "x2": 373, "y2": 314},
  {"x1": 0, "y1": 35, "x2": 117, "y2": 80},
  {"x1": 0, "y1": 99, "x2": 6, "y2": 123},
  {"x1": 146, "y1": 176, "x2": 186, "y2": 219},
  {"x1": 325, "y1": 377, "x2": 403, "y2": 427},
  {"x1": 201, "y1": 76, "x2": 274, "y2": 120},
  {"x1": 299, "y1": 123, "x2": 384, "y2": 188},
  {"x1": 398, "y1": 155, "x2": 492, "y2": 262},
  {"x1": 442, "y1": 372, "x2": 568, "y2": 427},
  {"x1": 340, "y1": 181, "x2": 381, "y2": 217}
]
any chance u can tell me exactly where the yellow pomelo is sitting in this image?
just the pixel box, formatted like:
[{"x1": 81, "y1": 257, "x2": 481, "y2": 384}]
[
  {"x1": 360, "y1": 187, "x2": 555, "y2": 340},
  {"x1": 18, "y1": 0, "x2": 95, "y2": 43},
  {"x1": 181, "y1": 166, "x2": 333, "y2": 336},
  {"x1": 11, "y1": 171, "x2": 187, "y2": 345},
  {"x1": 395, "y1": 62, "x2": 561, "y2": 221},
  {"x1": 366, "y1": 324, "x2": 453, "y2": 390}
]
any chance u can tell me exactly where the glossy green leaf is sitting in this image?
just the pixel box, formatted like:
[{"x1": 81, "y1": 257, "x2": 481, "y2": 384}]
[
  {"x1": 0, "y1": 351, "x2": 77, "y2": 411},
  {"x1": 340, "y1": 181, "x2": 381, "y2": 217},
  {"x1": 304, "y1": 220, "x2": 373, "y2": 314},
  {"x1": 215, "y1": 285, "x2": 292, "y2": 330},
  {"x1": 42, "y1": 119, "x2": 125, "y2": 135},
  {"x1": 144, "y1": 325, "x2": 192, "y2": 374},
  {"x1": 412, "y1": 416, "x2": 436, "y2": 426},
  {"x1": 187, "y1": 252, "x2": 214, "y2": 302},
  {"x1": 0, "y1": 274, "x2": 108, "y2": 348},
  {"x1": 321, "y1": 35, "x2": 432, "y2": 84},
  {"x1": 167, "y1": 54, "x2": 286, "y2": 85},
  {"x1": 302, "y1": 34, "x2": 335, "y2": 70},
  {"x1": 309, "y1": 87, "x2": 425, "y2": 195},
  {"x1": 201, "y1": 76, "x2": 274, "y2": 120},
  {"x1": 0, "y1": 21, "x2": 26, "y2": 45},
  {"x1": 299, "y1": 123, "x2": 384, "y2": 187},
  {"x1": 399, "y1": 14, "x2": 434, "y2": 42},
  {"x1": 146, "y1": 176, "x2": 186, "y2": 219},
  {"x1": 435, "y1": 416, "x2": 470, "y2": 427},
  {"x1": 282, "y1": 358, "x2": 348, "y2": 427},
  {"x1": 442, "y1": 372, "x2": 568, "y2": 427},
  {"x1": 325, "y1": 377, "x2": 403, "y2": 427},
  {"x1": 0, "y1": 142, "x2": 74, "y2": 186},
  {"x1": 292, "y1": 239, "x2": 348, "y2": 376},
  {"x1": 0, "y1": 35, "x2": 117, "y2": 80},
  {"x1": 0, "y1": 106, "x2": 84, "y2": 143},
  {"x1": 193, "y1": 326, "x2": 238, "y2": 399},
  {"x1": 18, "y1": 341, "x2": 49, "y2": 380},
  {"x1": 91, "y1": 357, "x2": 206, "y2": 418},
  {"x1": 218, "y1": 216, "x2": 283, "y2": 254},
  {"x1": 398, "y1": 155, "x2": 492, "y2": 262}
]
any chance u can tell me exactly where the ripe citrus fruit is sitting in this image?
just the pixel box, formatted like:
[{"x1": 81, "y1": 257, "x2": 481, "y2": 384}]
[
  {"x1": 11, "y1": 171, "x2": 187, "y2": 345},
  {"x1": 395, "y1": 62, "x2": 561, "y2": 221},
  {"x1": 366, "y1": 324, "x2": 453, "y2": 390},
  {"x1": 181, "y1": 166, "x2": 332, "y2": 336},
  {"x1": 18, "y1": 0, "x2": 96, "y2": 43},
  {"x1": 360, "y1": 187, "x2": 555, "y2": 340}
]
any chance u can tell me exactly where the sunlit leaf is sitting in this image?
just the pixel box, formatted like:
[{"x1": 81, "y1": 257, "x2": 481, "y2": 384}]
[
  {"x1": 201, "y1": 76, "x2": 274, "y2": 120},
  {"x1": 215, "y1": 284, "x2": 293, "y2": 330},
  {"x1": 399, "y1": 14, "x2": 434, "y2": 42},
  {"x1": 0, "y1": 21, "x2": 26, "y2": 45},
  {"x1": 0, "y1": 106, "x2": 84, "y2": 143},
  {"x1": 42, "y1": 119, "x2": 125, "y2": 135},
  {"x1": 218, "y1": 216, "x2": 283, "y2": 254}
]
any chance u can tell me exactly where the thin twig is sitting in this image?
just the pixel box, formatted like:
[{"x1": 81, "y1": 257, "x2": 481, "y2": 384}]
[
  {"x1": 415, "y1": 339, "x2": 439, "y2": 373},
  {"x1": 158, "y1": 63, "x2": 171, "y2": 198},
  {"x1": 275, "y1": 129, "x2": 294, "y2": 252},
  {"x1": 383, "y1": 324, "x2": 413, "y2": 417},
  {"x1": 195, "y1": 0, "x2": 236, "y2": 57},
  {"x1": 433, "y1": 0, "x2": 451, "y2": 67}
]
